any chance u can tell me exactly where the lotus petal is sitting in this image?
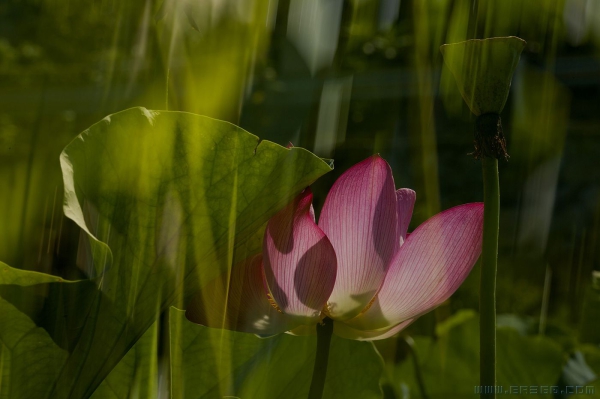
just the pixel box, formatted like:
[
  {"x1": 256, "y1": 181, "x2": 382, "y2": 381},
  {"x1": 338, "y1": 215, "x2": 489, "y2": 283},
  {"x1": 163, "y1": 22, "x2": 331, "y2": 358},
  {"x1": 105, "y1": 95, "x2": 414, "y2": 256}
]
[
  {"x1": 318, "y1": 155, "x2": 399, "y2": 320},
  {"x1": 263, "y1": 188, "x2": 337, "y2": 323},
  {"x1": 346, "y1": 203, "x2": 484, "y2": 330}
]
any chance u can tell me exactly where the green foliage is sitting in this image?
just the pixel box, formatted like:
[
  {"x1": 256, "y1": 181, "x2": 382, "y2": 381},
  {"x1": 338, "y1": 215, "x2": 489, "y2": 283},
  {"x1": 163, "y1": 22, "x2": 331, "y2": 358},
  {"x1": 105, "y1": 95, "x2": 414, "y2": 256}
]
[
  {"x1": 169, "y1": 308, "x2": 384, "y2": 399},
  {"x1": 2, "y1": 0, "x2": 599, "y2": 397},
  {"x1": 0, "y1": 261, "x2": 73, "y2": 285},
  {"x1": 0, "y1": 295, "x2": 68, "y2": 399},
  {"x1": 390, "y1": 310, "x2": 565, "y2": 398},
  {"x1": 90, "y1": 321, "x2": 159, "y2": 399},
  {"x1": 0, "y1": 108, "x2": 331, "y2": 398},
  {"x1": 581, "y1": 345, "x2": 600, "y2": 375},
  {"x1": 511, "y1": 66, "x2": 569, "y2": 165}
]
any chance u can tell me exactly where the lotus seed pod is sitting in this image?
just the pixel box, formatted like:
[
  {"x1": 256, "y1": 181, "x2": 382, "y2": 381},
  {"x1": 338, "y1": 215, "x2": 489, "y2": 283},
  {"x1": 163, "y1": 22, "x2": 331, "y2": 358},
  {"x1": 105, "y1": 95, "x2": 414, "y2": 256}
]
[{"x1": 440, "y1": 37, "x2": 526, "y2": 116}]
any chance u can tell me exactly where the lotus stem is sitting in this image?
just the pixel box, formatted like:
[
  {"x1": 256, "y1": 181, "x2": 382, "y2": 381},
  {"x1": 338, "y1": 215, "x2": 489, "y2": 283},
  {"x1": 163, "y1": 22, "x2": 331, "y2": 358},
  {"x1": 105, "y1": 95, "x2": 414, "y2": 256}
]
[
  {"x1": 440, "y1": 35, "x2": 524, "y2": 397},
  {"x1": 480, "y1": 155, "x2": 499, "y2": 398},
  {"x1": 308, "y1": 317, "x2": 334, "y2": 399}
]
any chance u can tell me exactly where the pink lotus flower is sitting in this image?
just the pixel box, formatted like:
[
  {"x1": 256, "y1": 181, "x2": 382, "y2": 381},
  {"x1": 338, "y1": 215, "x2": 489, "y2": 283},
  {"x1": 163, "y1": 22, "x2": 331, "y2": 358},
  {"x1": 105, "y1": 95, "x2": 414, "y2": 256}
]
[{"x1": 187, "y1": 155, "x2": 483, "y2": 340}]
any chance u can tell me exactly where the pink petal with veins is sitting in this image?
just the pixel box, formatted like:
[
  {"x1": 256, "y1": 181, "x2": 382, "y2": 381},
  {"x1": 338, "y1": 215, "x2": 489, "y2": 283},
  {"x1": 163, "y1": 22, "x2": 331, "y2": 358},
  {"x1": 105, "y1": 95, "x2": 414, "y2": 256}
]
[
  {"x1": 318, "y1": 155, "x2": 399, "y2": 320},
  {"x1": 185, "y1": 254, "x2": 296, "y2": 335},
  {"x1": 396, "y1": 188, "x2": 416, "y2": 246},
  {"x1": 346, "y1": 203, "x2": 484, "y2": 330},
  {"x1": 263, "y1": 188, "x2": 337, "y2": 323}
]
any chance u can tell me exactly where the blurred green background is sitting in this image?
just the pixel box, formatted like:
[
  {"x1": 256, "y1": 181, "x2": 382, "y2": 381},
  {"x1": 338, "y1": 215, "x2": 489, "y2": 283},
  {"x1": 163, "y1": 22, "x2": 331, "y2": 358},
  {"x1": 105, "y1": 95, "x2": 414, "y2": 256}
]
[{"x1": 1, "y1": 0, "x2": 599, "y2": 397}]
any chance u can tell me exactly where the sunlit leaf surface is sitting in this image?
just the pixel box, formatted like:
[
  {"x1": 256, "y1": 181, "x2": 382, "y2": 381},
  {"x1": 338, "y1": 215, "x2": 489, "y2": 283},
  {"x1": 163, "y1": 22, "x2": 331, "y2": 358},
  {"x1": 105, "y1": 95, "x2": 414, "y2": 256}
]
[{"x1": 0, "y1": 108, "x2": 331, "y2": 398}]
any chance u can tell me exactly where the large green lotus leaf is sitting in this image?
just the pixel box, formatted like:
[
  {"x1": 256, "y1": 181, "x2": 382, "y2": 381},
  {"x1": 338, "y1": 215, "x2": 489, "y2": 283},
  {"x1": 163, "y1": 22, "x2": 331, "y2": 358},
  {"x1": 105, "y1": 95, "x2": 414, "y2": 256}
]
[
  {"x1": 169, "y1": 308, "x2": 383, "y2": 399},
  {"x1": 55, "y1": 107, "x2": 330, "y2": 398},
  {"x1": 61, "y1": 107, "x2": 331, "y2": 279},
  {"x1": 0, "y1": 108, "x2": 331, "y2": 399},
  {"x1": 391, "y1": 310, "x2": 565, "y2": 399},
  {"x1": 89, "y1": 320, "x2": 159, "y2": 399},
  {"x1": 0, "y1": 261, "x2": 123, "y2": 397},
  {"x1": 0, "y1": 261, "x2": 98, "y2": 359},
  {"x1": 0, "y1": 262, "x2": 146, "y2": 399},
  {"x1": 440, "y1": 37, "x2": 526, "y2": 116},
  {"x1": 0, "y1": 296, "x2": 68, "y2": 399},
  {"x1": 0, "y1": 261, "x2": 73, "y2": 285}
]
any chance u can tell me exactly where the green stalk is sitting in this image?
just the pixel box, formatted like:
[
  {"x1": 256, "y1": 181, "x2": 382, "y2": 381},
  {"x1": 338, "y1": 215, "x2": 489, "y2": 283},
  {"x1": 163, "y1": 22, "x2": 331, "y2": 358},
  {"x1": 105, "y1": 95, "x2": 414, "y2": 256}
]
[
  {"x1": 308, "y1": 318, "x2": 334, "y2": 399},
  {"x1": 480, "y1": 156, "x2": 499, "y2": 398}
]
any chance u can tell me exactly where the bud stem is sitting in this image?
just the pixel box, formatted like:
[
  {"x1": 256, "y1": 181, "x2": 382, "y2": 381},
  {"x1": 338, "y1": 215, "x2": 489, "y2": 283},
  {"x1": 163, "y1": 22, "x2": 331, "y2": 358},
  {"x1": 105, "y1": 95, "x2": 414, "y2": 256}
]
[
  {"x1": 308, "y1": 317, "x2": 334, "y2": 399},
  {"x1": 480, "y1": 156, "x2": 499, "y2": 398}
]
